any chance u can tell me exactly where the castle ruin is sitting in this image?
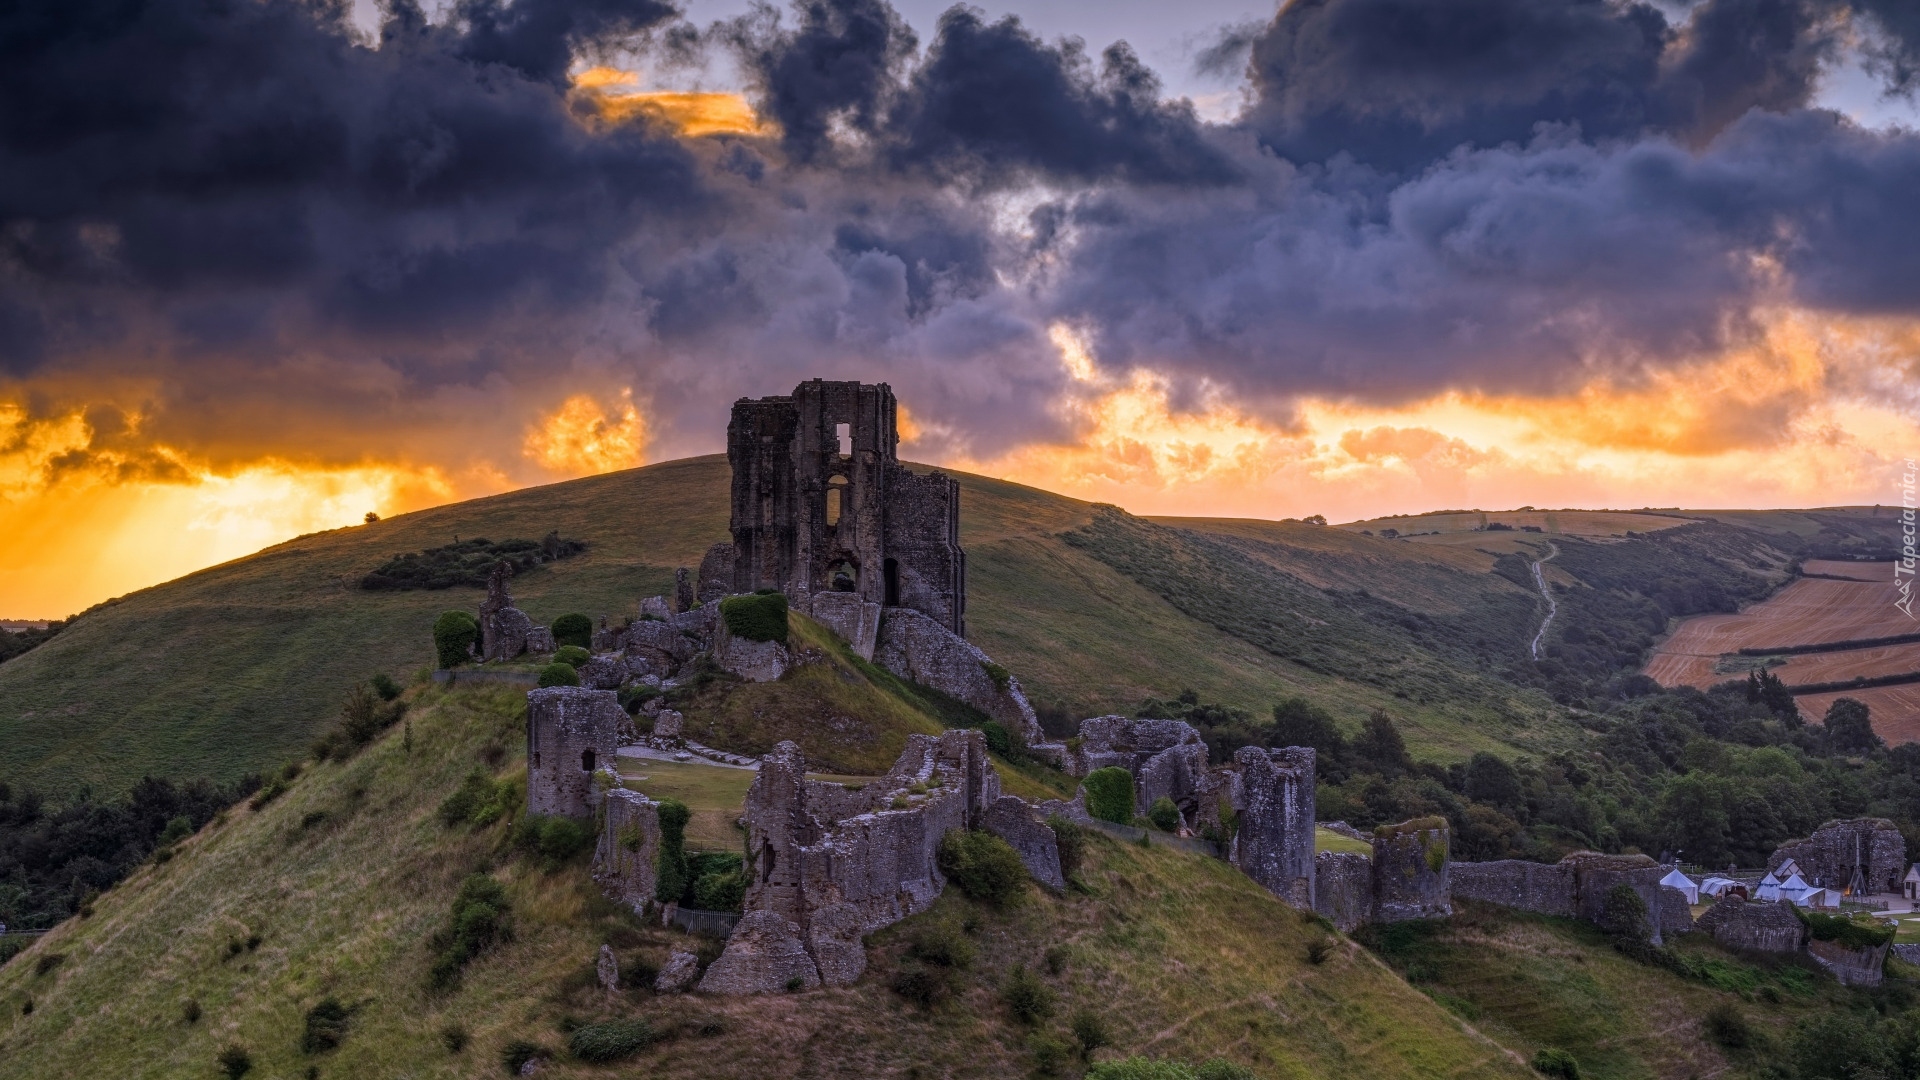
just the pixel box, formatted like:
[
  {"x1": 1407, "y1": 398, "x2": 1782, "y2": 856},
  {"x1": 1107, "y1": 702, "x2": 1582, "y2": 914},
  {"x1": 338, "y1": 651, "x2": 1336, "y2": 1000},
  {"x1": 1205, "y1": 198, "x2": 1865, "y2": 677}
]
[{"x1": 723, "y1": 380, "x2": 966, "y2": 638}]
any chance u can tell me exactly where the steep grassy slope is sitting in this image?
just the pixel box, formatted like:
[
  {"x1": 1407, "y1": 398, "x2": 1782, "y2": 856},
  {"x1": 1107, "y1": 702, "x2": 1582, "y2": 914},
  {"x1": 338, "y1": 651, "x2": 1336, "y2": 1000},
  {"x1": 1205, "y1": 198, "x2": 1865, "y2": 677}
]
[
  {"x1": 1363, "y1": 901, "x2": 1863, "y2": 1080},
  {"x1": 0, "y1": 457, "x2": 1585, "y2": 797},
  {"x1": 0, "y1": 685, "x2": 1535, "y2": 1080}
]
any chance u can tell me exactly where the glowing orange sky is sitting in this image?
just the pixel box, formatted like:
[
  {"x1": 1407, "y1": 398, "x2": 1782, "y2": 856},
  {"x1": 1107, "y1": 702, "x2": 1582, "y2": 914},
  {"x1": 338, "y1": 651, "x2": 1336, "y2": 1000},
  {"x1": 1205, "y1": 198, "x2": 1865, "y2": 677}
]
[{"x1": 4, "y1": 307, "x2": 1916, "y2": 620}]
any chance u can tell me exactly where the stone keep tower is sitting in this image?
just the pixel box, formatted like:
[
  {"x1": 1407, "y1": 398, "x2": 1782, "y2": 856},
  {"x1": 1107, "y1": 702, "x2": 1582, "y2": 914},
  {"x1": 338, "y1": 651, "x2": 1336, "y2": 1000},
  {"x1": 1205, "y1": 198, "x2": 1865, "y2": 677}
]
[{"x1": 728, "y1": 380, "x2": 966, "y2": 635}]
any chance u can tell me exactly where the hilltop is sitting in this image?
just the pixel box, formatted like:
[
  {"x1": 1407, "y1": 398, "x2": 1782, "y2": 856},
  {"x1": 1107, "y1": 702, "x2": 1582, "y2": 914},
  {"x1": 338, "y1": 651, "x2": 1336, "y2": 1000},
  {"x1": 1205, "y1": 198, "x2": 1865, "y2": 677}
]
[{"x1": 2, "y1": 456, "x2": 1575, "y2": 798}]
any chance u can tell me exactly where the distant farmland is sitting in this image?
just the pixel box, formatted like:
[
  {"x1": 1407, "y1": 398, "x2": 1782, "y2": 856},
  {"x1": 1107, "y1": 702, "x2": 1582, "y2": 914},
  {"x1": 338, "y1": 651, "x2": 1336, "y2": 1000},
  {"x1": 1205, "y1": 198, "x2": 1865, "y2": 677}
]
[{"x1": 1645, "y1": 561, "x2": 1920, "y2": 740}]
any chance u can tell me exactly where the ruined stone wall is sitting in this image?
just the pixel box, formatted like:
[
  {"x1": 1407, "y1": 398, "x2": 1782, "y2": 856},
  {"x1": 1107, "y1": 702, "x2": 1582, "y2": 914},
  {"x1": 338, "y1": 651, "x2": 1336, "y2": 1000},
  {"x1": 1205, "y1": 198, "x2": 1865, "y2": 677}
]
[
  {"x1": 697, "y1": 542, "x2": 735, "y2": 604},
  {"x1": 726, "y1": 380, "x2": 965, "y2": 636},
  {"x1": 525, "y1": 687, "x2": 636, "y2": 818},
  {"x1": 1809, "y1": 938, "x2": 1890, "y2": 987},
  {"x1": 1694, "y1": 896, "x2": 1804, "y2": 953},
  {"x1": 728, "y1": 730, "x2": 1007, "y2": 991},
  {"x1": 1769, "y1": 818, "x2": 1907, "y2": 894},
  {"x1": 1565, "y1": 853, "x2": 1693, "y2": 944},
  {"x1": 1314, "y1": 851, "x2": 1373, "y2": 932},
  {"x1": 883, "y1": 467, "x2": 966, "y2": 635},
  {"x1": 1230, "y1": 746, "x2": 1316, "y2": 908},
  {"x1": 594, "y1": 789, "x2": 661, "y2": 913},
  {"x1": 874, "y1": 608, "x2": 1045, "y2": 745},
  {"x1": 1449, "y1": 859, "x2": 1576, "y2": 917},
  {"x1": 1371, "y1": 819, "x2": 1452, "y2": 922}
]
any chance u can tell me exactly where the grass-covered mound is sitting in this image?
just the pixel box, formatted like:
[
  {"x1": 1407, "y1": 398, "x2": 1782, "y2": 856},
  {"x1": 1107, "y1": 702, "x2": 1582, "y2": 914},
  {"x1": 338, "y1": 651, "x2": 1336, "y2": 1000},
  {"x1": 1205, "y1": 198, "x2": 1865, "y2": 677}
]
[{"x1": 0, "y1": 684, "x2": 1535, "y2": 1080}]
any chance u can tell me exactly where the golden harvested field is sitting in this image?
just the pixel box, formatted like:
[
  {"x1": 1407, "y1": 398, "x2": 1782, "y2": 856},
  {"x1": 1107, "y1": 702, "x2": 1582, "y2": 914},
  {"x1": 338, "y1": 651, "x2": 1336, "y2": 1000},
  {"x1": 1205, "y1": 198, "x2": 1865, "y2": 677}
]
[
  {"x1": 1645, "y1": 572, "x2": 1915, "y2": 686},
  {"x1": 1774, "y1": 643, "x2": 1920, "y2": 685},
  {"x1": 1797, "y1": 684, "x2": 1920, "y2": 742}
]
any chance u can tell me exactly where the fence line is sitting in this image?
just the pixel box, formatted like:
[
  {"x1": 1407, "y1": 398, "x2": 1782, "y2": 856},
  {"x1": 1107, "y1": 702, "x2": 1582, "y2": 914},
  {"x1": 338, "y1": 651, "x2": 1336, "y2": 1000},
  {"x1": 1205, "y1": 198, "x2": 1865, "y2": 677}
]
[{"x1": 668, "y1": 907, "x2": 741, "y2": 938}]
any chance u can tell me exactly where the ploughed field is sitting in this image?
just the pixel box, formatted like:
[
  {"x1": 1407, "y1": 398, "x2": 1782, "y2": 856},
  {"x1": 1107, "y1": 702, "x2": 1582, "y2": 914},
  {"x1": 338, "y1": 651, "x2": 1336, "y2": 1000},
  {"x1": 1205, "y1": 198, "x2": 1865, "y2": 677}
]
[{"x1": 1644, "y1": 562, "x2": 1920, "y2": 737}]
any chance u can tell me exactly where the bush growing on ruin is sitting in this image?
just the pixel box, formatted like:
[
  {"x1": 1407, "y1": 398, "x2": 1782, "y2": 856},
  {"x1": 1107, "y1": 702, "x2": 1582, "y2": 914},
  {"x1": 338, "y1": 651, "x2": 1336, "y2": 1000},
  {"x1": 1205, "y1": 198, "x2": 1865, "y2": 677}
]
[
  {"x1": 1147, "y1": 797, "x2": 1180, "y2": 832},
  {"x1": 979, "y1": 721, "x2": 1013, "y2": 756},
  {"x1": 720, "y1": 592, "x2": 789, "y2": 644},
  {"x1": 553, "y1": 645, "x2": 590, "y2": 669},
  {"x1": 551, "y1": 613, "x2": 593, "y2": 650},
  {"x1": 1047, "y1": 816, "x2": 1086, "y2": 879},
  {"x1": 1000, "y1": 964, "x2": 1054, "y2": 1025},
  {"x1": 685, "y1": 851, "x2": 747, "y2": 911},
  {"x1": 537, "y1": 662, "x2": 580, "y2": 688},
  {"x1": 428, "y1": 874, "x2": 512, "y2": 990},
  {"x1": 432, "y1": 611, "x2": 479, "y2": 668},
  {"x1": 1083, "y1": 767, "x2": 1135, "y2": 825},
  {"x1": 654, "y1": 799, "x2": 692, "y2": 903},
  {"x1": 937, "y1": 829, "x2": 1028, "y2": 906},
  {"x1": 568, "y1": 1019, "x2": 656, "y2": 1063}
]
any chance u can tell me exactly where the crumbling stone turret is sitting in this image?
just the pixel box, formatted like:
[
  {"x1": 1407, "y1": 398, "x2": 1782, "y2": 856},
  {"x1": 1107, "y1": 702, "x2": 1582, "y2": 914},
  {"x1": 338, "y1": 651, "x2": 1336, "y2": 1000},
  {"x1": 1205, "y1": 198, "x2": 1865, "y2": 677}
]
[
  {"x1": 594, "y1": 789, "x2": 662, "y2": 912},
  {"x1": 1369, "y1": 817, "x2": 1452, "y2": 921},
  {"x1": 479, "y1": 560, "x2": 552, "y2": 661},
  {"x1": 1769, "y1": 818, "x2": 1906, "y2": 895},
  {"x1": 525, "y1": 687, "x2": 635, "y2": 817},
  {"x1": 1230, "y1": 746, "x2": 1316, "y2": 908}
]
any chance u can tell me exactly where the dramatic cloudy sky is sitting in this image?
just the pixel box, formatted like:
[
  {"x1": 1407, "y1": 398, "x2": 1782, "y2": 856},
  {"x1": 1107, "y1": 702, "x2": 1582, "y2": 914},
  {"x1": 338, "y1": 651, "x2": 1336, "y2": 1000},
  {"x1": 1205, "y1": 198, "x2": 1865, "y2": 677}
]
[{"x1": 4, "y1": 0, "x2": 1920, "y2": 616}]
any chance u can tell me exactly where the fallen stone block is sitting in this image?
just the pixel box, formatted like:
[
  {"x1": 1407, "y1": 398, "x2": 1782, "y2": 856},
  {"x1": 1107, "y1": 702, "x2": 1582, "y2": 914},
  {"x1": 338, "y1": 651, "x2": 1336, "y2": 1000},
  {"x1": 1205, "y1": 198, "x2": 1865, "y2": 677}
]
[{"x1": 697, "y1": 911, "x2": 823, "y2": 995}]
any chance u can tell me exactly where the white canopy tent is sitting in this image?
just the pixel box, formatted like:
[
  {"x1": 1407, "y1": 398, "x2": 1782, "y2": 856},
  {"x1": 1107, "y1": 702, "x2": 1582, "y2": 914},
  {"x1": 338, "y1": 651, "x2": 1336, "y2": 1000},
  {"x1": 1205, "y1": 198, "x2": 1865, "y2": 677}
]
[
  {"x1": 1701, "y1": 876, "x2": 1743, "y2": 898},
  {"x1": 1660, "y1": 868, "x2": 1700, "y2": 905},
  {"x1": 1756, "y1": 871, "x2": 1783, "y2": 902}
]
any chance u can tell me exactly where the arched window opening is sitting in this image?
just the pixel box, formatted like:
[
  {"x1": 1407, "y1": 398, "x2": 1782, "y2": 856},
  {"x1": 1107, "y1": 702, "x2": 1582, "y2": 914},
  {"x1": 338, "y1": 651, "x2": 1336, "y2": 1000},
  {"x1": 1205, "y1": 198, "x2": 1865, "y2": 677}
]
[
  {"x1": 826, "y1": 475, "x2": 848, "y2": 527},
  {"x1": 581, "y1": 748, "x2": 596, "y2": 772},
  {"x1": 828, "y1": 558, "x2": 857, "y2": 592},
  {"x1": 883, "y1": 558, "x2": 900, "y2": 606}
]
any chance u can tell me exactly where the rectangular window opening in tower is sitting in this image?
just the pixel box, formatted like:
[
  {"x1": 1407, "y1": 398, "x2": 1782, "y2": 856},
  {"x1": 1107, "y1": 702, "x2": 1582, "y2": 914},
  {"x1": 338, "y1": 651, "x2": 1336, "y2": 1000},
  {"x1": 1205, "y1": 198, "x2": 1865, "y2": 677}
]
[{"x1": 836, "y1": 422, "x2": 852, "y2": 457}]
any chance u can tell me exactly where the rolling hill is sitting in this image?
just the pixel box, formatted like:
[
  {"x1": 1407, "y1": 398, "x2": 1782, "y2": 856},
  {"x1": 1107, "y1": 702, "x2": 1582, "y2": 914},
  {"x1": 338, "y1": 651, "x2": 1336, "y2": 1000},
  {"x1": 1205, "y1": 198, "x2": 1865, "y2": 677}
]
[{"x1": 0, "y1": 456, "x2": 1577, "y2": 798}]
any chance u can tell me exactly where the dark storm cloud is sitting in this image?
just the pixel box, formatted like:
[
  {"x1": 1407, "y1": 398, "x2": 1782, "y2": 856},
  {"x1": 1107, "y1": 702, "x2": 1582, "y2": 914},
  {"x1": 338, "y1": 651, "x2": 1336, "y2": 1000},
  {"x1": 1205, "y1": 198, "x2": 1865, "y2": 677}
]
[{"x1": 4, "y1": 0, "x2": 1920, "y2": 471}]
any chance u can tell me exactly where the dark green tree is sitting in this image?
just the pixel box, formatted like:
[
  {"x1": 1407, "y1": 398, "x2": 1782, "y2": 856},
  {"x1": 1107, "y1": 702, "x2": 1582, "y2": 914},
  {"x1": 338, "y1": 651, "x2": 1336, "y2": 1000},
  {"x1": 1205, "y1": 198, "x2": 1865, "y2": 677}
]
[{"x1": 1825, "y1": 697, "x2": 1881, "y2": 755}]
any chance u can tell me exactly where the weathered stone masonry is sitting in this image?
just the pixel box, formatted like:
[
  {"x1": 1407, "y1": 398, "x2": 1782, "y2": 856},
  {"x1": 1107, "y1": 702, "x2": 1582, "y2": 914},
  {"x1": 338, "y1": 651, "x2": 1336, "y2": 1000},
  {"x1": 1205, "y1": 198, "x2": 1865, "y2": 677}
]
[{"x1": 525, "y1": 687, "x2": 635, "y2": 818}]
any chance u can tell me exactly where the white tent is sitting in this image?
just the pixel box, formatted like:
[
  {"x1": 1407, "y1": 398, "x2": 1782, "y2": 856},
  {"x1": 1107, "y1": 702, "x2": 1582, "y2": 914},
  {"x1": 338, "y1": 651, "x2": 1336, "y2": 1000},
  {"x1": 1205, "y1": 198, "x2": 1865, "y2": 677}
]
[
  {"x1": 1786, "y1": 886, "x2": 1839, "y2": 910},
  {"x1": 1756, "y1": 870, "x2": 1783, "y2": 902},
  {"x1": 1660, "y1": 868, "x2": 1700, "y2": 905},
  {"x1": 1701, "y1": 876, "x2": 1743, "y2": 898}
]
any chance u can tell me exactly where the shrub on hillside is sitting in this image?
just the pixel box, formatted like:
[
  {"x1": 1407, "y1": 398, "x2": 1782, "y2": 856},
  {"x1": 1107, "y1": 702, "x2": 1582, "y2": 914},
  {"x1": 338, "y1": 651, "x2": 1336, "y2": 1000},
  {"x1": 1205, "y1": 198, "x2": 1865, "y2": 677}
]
[
  {"x1": 512, "y1": 815, "x2": 593, "y2": 867},
  {"x1": 999, "y1": 964, "x2": 1054, "y2": 1025},
  {"x1": 654, "y1": 799, "x2": 692, "y2": 903},
  {"x1": 217, "y1": 1044, "x2": 252, "y2": 1079},
  {"x1": 362, "y1": 533, "x2": 586, "y2": 591},
  {"x1": 433, "y1": 610, "x2": 480, "y2": 668},
  {"x1": 720, "y1": 592, "x2": 788, "y2": 644},
  {"x1": 437, "y1": 770, "x2": 520, "y2": 828},
  {"x1": 314, "y1": 682, "x2": 408, "y2": 761},
  {"x1": 428, "y1": 874, "x2": 512, "y2": 990},
  {"x1": 537, "y1": 662, "x2": 580, "y2": 688},
  {"x1": 907, "y1": 923, "x2": 976, "y2": 969},
  {"x1": 1530, "y1": 1048, "x2": 1580, "y2": 1079},
  {"x1": 300, "y1": 997, "x2": 350, "y2": 1053},
  {"x1": 551, "y1": 613, "x2": 593, "y2": 650},
  {"x1": 1704, "y1": 1004, "x2": 1751, "y2": 1050},
  {"x1": 1070, "y1": 1009, "x2": 1111, "y2": 1060},
  {"x1": 1083, "y1": 767, "x2": 1134, "y2": 825},
  {"x1": 568, "y1": 1019, "x2": 656, "y2": 1063},
  {"x1": 891, "y1": 962, "x2": 951, "y2": 1009},
  {"x1": 1796, "y1": 907, "x2": 1895, "y2": 949},
  {"x1": 500, "y1": 1040, "x2": 546, "y2": 1074},
  {"x1": 553, "y1": 645, "x2": 591, "y2": 669},
  {"x1": 936, "y1": 829, "x2": 1027, "y2": 906},
  {"x1": 1147, "y1": 796, "x2": 1180, "y2": 832},
  {"x1": 370, "y1": 672, "x2": 403, "y2": 701}
]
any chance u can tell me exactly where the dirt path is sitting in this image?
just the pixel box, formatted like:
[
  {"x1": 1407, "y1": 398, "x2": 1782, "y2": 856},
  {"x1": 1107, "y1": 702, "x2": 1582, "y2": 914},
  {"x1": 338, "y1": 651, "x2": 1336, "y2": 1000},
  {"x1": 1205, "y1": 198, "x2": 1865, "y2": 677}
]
[{"x1": 1529, "y1": 542, "x2": 1560, "y2": 660}]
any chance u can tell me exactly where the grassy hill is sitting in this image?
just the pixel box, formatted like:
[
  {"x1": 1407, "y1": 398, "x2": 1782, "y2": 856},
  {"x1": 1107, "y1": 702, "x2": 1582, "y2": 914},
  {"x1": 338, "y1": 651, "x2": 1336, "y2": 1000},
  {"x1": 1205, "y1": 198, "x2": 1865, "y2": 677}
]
[
  {"x1": 0, "y1": 456, "x2": 1582, "y2": 798},
  {"x1": 0, "y1": 684, "x2": 1537, "y2": 1080}
]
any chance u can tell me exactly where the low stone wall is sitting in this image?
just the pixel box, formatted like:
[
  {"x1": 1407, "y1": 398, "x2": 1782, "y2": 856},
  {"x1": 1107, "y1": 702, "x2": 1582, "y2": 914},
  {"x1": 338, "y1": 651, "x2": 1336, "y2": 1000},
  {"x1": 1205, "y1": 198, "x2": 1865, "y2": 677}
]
[
  {"x1": 1450, "y1": 859, "x2": 1576, "y2": 917},
  {"x1": 1314, "y1": 851, "x2": 1373, "y2": 932},
  {"x1": 1809, "y1": 937, "x2": 1890, "y2": 988},
  {"x1": 807, "y1": 592, "x2": 882, "y2": 661},
  {"x1": 1694, "y1": 896, "x2": 1804, "y2": 953}
]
